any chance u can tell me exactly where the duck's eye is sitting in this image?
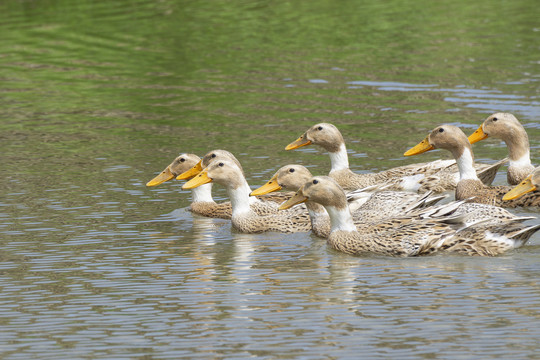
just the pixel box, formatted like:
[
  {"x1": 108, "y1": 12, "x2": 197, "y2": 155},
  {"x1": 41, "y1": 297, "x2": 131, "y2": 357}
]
[
  {"x1": 313, "y1": 179, "x2": 319, "y2": 184},
  {"x1": 211, "y1": 154, "x2": 216, "y2": 158},
  {"x1": 438, "y1": 128, "x2": 444, "y2": 133},
  {"x1": 317, "y1": 126, "x2": 323, "y2": 131},
  {"x1": 492, "y1": 117, "x2": 498, "y2": 122},
  {"x1": 289, "y1": 168, "x2": 295, "y2": 173},
  {"x1": 218, "y1": 162, "x2": 224, "y2": 167}
]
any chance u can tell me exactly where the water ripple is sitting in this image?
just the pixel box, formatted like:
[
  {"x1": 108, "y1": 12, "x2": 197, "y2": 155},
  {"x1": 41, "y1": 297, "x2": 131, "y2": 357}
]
[{"x1": 348, "y1": 80, "x2": 540, "y2": 119}]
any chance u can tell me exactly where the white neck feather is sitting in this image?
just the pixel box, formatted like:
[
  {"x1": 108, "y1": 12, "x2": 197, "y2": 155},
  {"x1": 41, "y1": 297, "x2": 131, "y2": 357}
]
[
  {"x1": 248, "y1": 194, "x2": 259, "y2": 205},
  {"x1": 329, "y1": 143, "x2": 349, "y2": 172},
  {"x1": 227, "y1": 181, "x2": 253, "y2": 216},
  {"x1": 307, "y1": 207, "x2": 327, "y2": 222},
  {"x1": 191, "y1": 183, "x2": 214, "y2": 203},
  {"x1": 456, "y1": 148, "x2": 479, "y2": 181},
  {"x1": 326, "y1": 205, "x2": 356, "y2": 232},
  {"x1": 509, "y1": 150, "x2": 532, "y2": 170}
]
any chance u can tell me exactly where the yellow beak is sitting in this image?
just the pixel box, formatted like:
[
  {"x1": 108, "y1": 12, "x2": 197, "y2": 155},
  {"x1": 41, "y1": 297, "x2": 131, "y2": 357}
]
[
  {"x1": 502, "y1": 175, "x2": 536, "y2": 200},
  {"x1": 285, "y1": 135, "x2": 311, "y2": 150},
  {"x1": 146, "y1": 166, "x2": 174, "y2": 186},
  {"x1": 176, "y1": 160, "x2": 203, "y2": 180},
  {"x1": 278, "y1": 191, "x2": 308, "y2": 210},
  {"x1": 182, "y1": 170, "x2": 212, "y2": 189},
  {"x1": 250, "y1": 175, "x2": 282, "y2": 196},
  {"x1": 404, "y1": 137, "x2": 434, "y2": 156},
  {"x1": 468, "y1": 125, "x2": 489, "y2": 144}
]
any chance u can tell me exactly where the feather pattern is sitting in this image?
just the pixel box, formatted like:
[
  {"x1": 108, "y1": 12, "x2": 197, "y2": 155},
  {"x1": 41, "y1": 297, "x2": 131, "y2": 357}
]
[
  {"x1": 405, "y1": 124, "x2": 540, "y2": 208},
  {"x1": 286, "y1": 123, "x2": 503, "y2": 192},
  {"x1": 183, "y1": 159, "x2": 311, "y2": 233},
  {"x1": 279, "y1": 176, "x2": 540, "y2": 257},
  {"x1": 147, "y1": 152, "x2": 296, "y2": 219}
]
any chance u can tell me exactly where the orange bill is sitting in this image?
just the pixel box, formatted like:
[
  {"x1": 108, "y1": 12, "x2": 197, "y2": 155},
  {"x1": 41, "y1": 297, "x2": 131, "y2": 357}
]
[
  {"x1": 468, "y1": 125, "x2": 489, "y2": 144},
  {"x1": 404, "y1": 137, "x2": 434, "y2": 156},
  {"x1": 285, "y1": 135, "x2": 311, "y2": 150},
  {"x1": 250, "y1": 175, "x2": 281, "y2": 196},
  {"x1": 502, "y1": 175, "x2": 536, "y2": 200},
  {"x1": 146, "y1": 166, "x2": 174, "y2": 186},
  {"x1": 182, "y1": 170, "x2": 212, "y2": 189},
  {"x1": 176, "y1": 160, "x2": 202, "y2": 180},
  {"x1": 278, "y1": 191, "x2": 308, "y2": 210}
]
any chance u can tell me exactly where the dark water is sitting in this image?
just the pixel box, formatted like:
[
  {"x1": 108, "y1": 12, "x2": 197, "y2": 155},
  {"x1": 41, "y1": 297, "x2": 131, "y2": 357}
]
[{"x1": 1, "y1": 0, "x2": 540, "y2": 358}]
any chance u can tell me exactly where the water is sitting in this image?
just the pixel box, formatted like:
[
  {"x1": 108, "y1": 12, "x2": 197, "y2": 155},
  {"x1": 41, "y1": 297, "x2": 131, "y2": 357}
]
[{"x1": 1, "y1": 0, "x2": 540, "y2": 358}]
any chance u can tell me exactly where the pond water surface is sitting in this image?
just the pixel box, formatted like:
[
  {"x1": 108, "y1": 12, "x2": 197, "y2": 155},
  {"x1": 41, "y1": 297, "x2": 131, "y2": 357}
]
[{"x1": 1, "y1": 0, "x2": 540, "y2": 358}]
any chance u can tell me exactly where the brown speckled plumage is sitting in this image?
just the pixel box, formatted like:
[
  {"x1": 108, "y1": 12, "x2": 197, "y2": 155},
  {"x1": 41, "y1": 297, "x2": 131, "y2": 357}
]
[
  {"x1": 253, "y1": 164, "x2": 518, "y2": 239},
  {"x1": 287, "y1": 122, "x2": 501, "y2": 192},
  {"x1": 188, "y1": 193, "x2": 294, "y2": 219},
  {"x1": 433, "y1": 220, "x2": 540, "y2": 256},
  {"x1": 183, "y1": 159, "x2": 311, "y2": 234},
  {"x1": 189, "y1": 201, "x2": 232, "y2": 219},
  {"x1": 448, "y1": 202, "x2": 523, "y2": 225},
  {"x1": 253, "y1": 164, "x2": 449, "y2": 238},
  {"x1": 230, "y1": 202, "x2": 312, "y2": 233},
  {"x1": 148, "y1": 152, "x2": 298, "y2": 220},
  {"x1": 456, "y1": 179, "x2": 540, "y2": 207},
  {"x1": 332, "y1": 158, "x2": 503, "y2": 193},
  {"x1": 407, "y1": 124, "x2": 540, "y2": 208},
  {"x1": 280, "y1": 176, "x2": 540, "y2": 257}
]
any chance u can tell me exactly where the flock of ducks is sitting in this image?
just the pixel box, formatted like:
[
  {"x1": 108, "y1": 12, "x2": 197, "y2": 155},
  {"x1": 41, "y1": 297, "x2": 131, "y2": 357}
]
[{"x1": 147, "y1": 112, "x2": 540, "y2": 257}]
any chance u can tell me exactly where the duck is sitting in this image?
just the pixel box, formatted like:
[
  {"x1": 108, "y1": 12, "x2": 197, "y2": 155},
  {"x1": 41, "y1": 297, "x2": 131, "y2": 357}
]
[
  {"x1": 279, "y1": 176, "x2": 540, "y2": 256},
  {"x1": 183, "y1": 159, "x2": 312, "y2": 233},
  {"x1": 146, "y1": 153, "x2": 233, "y2": 219},
  {"x1": 176, "y1": 149, "x2": 292, "y2": 209},
  {"x1": 253, "y1": 164, "x2": 521, "y2": 238},
  {"x1": 250, "y1": 164, "x2": 449, "y2": 238},
  {"x1": 285, "y1": 123, "x2": 504, "y2": 192},
  {"x1": 250, "y1": 165, "x2": 330, "y2": 237},
  {"x1": 468, "y1": 112, "x2": 535, "y2": 185},
  {"x1": 176, "y1": 149, "x2": 243, "y2": 182},
  {"x1": 404, "y1": 124, "x2": 540, "y2": 207},
  {"x1": 147, "y1": 150, "x2": 292, "y2": 219},
  {"x1": 504, "y1": 166, "x2": 540, "y2": 200}
]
